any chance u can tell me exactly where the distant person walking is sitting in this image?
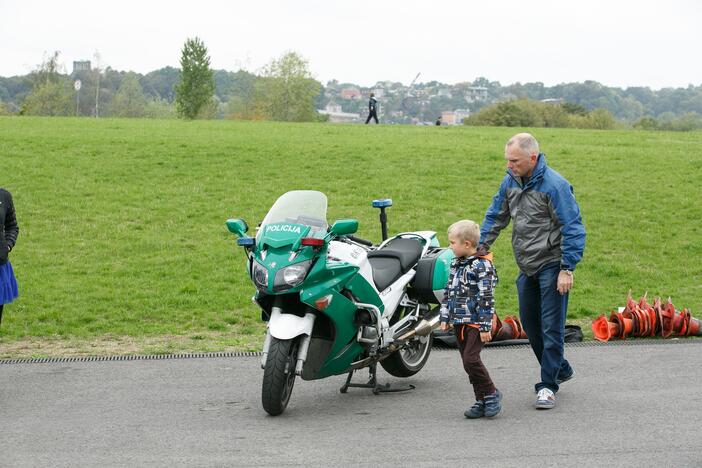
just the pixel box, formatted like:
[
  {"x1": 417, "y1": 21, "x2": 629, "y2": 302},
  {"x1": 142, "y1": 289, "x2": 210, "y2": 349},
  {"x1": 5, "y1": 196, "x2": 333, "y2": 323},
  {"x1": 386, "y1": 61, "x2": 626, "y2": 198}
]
[
  {"x1": 479, "y1": 133, "x2": 585, "y2": 410},
  {"x1": 0, "y1": 188, "x2": 19, "y2": 325},
  {"x1": 365, "y1": 92, "x2": 379, "y2": 124}
]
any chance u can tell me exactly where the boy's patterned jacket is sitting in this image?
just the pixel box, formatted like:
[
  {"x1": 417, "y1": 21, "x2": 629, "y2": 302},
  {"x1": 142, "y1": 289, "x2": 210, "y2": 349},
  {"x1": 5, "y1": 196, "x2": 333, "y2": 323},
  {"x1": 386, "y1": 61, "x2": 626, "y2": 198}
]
[{"x1": 439, "y1": 254, "x2": 498, "y2": 332}]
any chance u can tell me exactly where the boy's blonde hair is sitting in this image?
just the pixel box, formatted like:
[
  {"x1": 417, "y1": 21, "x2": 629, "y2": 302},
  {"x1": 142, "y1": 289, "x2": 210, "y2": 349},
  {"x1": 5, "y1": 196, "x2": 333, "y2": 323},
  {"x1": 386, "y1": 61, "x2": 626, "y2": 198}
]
[{"x1": 448, "y1": 220, "x2": 480, "y2": 245}]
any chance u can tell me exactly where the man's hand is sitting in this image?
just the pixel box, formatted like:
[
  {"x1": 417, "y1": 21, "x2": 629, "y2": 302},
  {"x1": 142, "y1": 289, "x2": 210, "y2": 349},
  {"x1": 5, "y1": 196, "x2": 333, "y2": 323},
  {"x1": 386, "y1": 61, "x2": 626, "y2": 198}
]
[
  {"x1": 480, "y1": 331, "x2": 492, "y2": 343},
  {"x1": 440, "y1": 322, "x2": 450, "y2": 332},
  {"x1": 557, "y1": 270, "x2": 573, "y2": 295}
]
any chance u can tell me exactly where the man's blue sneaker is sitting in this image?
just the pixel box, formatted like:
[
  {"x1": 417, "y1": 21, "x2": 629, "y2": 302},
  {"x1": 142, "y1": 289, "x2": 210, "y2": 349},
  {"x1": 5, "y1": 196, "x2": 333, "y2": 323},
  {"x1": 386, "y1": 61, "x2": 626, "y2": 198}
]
[
  {"x1": 557, "y1": 370, "x2": 574, "y2": 385},
  {"x1": 483, "y1": 389, "x2": 502, "y2": 418},
  {"x1": 464, "y1": 400, "x2": 485, "y2": 419}
]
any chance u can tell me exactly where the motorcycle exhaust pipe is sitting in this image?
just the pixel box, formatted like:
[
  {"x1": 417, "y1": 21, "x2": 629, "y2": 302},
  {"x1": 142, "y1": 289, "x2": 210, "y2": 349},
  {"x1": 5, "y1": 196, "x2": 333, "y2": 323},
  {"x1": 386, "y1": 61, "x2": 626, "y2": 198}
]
[{"x1": 395, "y1": 309, "x2": 441, "y2": 342}]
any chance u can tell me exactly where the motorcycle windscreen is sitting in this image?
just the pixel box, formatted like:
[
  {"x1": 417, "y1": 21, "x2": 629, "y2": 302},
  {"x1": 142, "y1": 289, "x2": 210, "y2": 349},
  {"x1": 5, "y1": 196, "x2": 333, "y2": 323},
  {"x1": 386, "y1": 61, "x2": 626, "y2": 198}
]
[{"x1": 257, "y1": 190, "x2": 328, "y2": 243}]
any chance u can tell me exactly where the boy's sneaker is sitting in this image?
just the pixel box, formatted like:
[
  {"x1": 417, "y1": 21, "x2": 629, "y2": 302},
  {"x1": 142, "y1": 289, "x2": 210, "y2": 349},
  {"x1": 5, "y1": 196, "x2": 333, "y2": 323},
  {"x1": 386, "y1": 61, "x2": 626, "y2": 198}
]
[
  {"x1": 483, "y1": 389, "x2": 502, "y2": 418},
  {"x1": 464, "y1": 400, "x2": 485, "y2": 419},
  {"x1": 535, "y1": 388, "x2": 556, "y2": 409}
]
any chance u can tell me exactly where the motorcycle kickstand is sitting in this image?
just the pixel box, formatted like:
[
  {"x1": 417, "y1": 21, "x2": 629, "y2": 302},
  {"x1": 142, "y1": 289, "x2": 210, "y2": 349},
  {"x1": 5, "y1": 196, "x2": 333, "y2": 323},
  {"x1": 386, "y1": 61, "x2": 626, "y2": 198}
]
[{"x1": 340, "y1": 362, "x2": 415, "y2": 395}]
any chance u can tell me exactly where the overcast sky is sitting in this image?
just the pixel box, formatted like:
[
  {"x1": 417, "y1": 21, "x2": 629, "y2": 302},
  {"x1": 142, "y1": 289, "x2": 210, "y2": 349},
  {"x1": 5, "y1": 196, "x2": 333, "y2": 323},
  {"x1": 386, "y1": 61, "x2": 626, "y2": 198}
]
[{"x1": 1, "y1": 0, "x2": 700, "y2": 89}]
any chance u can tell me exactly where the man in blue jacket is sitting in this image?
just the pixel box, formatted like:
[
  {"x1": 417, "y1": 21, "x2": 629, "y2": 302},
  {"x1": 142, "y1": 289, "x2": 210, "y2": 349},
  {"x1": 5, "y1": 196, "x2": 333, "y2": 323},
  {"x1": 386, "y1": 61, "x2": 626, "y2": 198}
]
[{"x1": 479, "y1": 133, "x2": 585, "y2": 410}]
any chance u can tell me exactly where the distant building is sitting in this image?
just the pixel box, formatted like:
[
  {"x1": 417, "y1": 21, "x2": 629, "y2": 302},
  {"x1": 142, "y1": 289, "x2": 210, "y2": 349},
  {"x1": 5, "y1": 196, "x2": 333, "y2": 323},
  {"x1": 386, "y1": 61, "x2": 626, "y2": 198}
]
[
  {"x1": 318, "y1": 102, "x2": 362, "y2": 123},
  {"x1": 541, "y1": 98, "x2": 564, "y2": 105},
  {"x1": 371, "y1": 88, "x2": 385, "y2": 98},
  {"x1": 72, "y1": 61, "x2": 91, "y2": 74},
  {"x1": 441, "y1": 111, "x2": 455, "y2": 125},
  {"x1": 340, "y1": 88, "x2": 361, "y2": 100},
  {"x1": 454, "y1": 109, "x2": 471, "y2": 124},
  {"x1": 438, "y1": 88, "x2": 452, "y2": 97},
  {"x1": 465, "y1": 86, "x2": 488, "y2": 102}
]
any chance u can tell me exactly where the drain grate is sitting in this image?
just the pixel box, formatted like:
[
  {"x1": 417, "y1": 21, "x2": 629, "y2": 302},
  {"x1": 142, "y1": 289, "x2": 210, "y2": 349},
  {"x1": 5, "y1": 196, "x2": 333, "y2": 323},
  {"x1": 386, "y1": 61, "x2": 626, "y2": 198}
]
[
  {"x1": 1, "y1": 338, "x2": 699, "y2": 365},
  {"x1": 0, "y1": 351, "x2": 262, "y2": 365}
]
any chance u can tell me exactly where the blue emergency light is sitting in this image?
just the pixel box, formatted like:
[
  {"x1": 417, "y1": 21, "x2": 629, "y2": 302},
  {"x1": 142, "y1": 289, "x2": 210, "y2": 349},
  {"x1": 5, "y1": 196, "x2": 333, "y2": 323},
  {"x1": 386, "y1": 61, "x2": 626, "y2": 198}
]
[
  {"x1": 372, "y1": 199, "x2": 393, "y2": 208},
  {"x1": 237, "y1": 237, "x2": 255, "y2": 247}
]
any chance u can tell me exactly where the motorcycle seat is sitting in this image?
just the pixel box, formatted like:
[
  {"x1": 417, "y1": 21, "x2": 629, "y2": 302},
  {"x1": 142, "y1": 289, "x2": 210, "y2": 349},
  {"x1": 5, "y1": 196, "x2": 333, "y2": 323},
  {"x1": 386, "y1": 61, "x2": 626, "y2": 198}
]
[{"x1": 367, "y1": 238, "x2": 423, "y2": 292}]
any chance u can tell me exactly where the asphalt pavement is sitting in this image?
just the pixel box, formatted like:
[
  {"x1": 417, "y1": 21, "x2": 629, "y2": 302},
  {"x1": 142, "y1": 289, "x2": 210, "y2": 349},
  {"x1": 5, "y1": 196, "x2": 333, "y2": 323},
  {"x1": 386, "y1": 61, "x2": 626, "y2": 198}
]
[{"x1": 1, "y1": 340, "x2": 700, "y2": 467}]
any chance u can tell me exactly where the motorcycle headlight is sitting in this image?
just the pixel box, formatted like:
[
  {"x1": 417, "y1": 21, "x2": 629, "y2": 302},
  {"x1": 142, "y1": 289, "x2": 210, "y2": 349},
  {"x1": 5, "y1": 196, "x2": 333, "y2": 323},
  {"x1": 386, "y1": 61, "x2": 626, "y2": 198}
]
[
  {"x1": 273, "y1": 260, "x2": 312, "y2": 292},
  {"x1": 252, "y1": 260, "x2": 268, "y2": 291}
]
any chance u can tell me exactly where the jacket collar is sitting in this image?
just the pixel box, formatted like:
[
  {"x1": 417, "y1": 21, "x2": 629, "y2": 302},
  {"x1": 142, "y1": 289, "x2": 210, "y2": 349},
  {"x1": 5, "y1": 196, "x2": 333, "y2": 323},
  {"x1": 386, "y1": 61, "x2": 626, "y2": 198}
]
[
  {"x1": 452, "y1": 254, "x2": 477, "y2": 267},
  {"x1": 507, "y1": 153, "x2": 548, "y2": 188}
]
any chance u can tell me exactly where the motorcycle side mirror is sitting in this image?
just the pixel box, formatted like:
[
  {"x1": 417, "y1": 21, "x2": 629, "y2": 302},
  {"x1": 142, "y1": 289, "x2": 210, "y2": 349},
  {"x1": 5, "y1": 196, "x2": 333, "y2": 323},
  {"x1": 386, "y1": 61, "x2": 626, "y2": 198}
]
[
  {"x1": 329, "y1": 219, "x2": 359, "y2": 236},
  {"x1": 226, "y1": 218, "x2": 249, "y2": 238}
]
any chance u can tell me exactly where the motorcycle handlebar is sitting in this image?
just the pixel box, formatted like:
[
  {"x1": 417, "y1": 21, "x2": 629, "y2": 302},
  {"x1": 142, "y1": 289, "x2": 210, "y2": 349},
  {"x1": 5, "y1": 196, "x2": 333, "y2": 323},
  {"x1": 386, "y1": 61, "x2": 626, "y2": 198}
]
[{"x1": 347, "y1": 235, "x2": 373, "y2": 247}]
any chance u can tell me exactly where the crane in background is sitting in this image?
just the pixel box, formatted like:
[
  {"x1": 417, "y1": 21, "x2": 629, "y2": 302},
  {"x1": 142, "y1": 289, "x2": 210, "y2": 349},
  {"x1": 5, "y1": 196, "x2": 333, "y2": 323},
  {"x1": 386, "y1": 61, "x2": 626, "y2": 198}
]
[{"x1": 401, "y1": 72, "x2": 421, "y2": 113}]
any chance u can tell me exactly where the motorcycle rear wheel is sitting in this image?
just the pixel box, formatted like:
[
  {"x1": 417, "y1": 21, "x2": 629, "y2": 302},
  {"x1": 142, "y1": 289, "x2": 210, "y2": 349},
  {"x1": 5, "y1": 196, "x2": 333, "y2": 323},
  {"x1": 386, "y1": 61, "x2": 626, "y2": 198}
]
[
  {"x1": 380, "y1": 333, "x2": 433, "y2": 377},
  {"x1": 261, "y1": 337, "x2": 298, "y2": 416}
]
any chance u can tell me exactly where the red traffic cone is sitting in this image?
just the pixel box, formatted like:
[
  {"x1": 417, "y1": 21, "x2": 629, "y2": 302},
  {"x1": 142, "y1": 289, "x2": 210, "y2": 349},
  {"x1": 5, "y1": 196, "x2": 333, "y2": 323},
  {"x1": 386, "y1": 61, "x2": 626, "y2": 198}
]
[
  {"x1": 494, "y1": 320, "x2": 515, "y2": 341},
  {"x1": 659, "y1": 298, "x2": 676, "y2": 338},
  {"x1": 592, "y1": 314, "x2": 619, "y2": 342},
  {"x1": 687, "y1": 315, "x2": 702, "y2": 336},
  {"x1": 672, "y1": 308, "x2": 690, "y2": 336},
  {"x1": 490, "y1": 313, "x2": 503, "y2": 340},
  {"x1": 610, "y1": 311, "x2": 633, "y2": 339},
  {"x1": 503, "y1": 316, "x2": 522, "y2": 340}
]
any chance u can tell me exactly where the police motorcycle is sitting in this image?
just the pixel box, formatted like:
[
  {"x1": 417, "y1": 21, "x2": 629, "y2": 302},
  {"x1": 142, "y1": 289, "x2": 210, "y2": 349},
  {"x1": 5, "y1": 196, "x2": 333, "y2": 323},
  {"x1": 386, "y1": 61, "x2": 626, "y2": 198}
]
[{"x1": 226, "y1": 190, "x2": 454, "y2": 416}]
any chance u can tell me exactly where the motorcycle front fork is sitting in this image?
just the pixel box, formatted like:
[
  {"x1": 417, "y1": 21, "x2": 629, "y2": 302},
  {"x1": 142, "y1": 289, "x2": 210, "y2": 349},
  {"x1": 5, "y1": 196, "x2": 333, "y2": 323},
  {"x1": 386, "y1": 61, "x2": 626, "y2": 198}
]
[{"x1": 260, "y1": 329, "x2": 312, "y2": 376}]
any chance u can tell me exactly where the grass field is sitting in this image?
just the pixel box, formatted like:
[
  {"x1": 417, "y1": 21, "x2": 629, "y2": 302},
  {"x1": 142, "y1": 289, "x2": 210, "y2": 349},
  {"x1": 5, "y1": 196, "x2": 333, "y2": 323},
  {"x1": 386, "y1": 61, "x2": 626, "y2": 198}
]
[{"x1": 1, "y1": 117, "x2": 701, "y2": 357}]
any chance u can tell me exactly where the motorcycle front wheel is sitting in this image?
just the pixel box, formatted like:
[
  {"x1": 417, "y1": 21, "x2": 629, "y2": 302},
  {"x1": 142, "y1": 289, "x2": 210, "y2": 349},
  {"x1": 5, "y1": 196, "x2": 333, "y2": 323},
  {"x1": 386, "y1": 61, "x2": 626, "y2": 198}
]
[
  {"x1": 380, "y1": 333, "x2": 433, "y2": 377},
  {"x1": 261, "y1": 336, "x2": 298, "y2": 416}
]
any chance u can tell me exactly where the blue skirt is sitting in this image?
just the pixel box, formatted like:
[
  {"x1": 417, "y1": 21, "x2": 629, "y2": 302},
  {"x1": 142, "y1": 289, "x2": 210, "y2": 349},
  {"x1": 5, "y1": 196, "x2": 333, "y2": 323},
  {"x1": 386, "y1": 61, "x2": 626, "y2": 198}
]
[{"x1": 0, "y1": 261, "x2": 19, "y2": 304}]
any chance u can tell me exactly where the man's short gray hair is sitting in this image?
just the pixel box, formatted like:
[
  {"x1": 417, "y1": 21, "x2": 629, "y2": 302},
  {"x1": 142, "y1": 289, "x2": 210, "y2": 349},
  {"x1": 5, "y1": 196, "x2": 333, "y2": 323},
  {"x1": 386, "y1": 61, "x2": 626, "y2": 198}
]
[{"x1": 506, "y1": 133, "x2": 540, "y2": 156}]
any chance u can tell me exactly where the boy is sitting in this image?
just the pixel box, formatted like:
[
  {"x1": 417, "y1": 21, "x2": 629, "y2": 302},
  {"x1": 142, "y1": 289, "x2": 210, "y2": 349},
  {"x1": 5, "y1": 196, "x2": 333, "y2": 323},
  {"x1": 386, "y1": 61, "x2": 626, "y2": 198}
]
[{"x1": 440, "y1": 220, "x2": 501, "y2": 418}]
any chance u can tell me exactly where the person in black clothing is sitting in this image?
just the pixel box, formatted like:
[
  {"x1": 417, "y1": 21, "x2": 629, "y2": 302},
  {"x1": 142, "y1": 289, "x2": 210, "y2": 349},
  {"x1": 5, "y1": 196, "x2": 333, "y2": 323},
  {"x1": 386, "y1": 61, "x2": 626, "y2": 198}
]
[
  {"x1": 0, "y1": 188, "x2": 19, "y2": 325},
  {"x1": 365, "y1": 92, "x2": 379, "y2": 124}
]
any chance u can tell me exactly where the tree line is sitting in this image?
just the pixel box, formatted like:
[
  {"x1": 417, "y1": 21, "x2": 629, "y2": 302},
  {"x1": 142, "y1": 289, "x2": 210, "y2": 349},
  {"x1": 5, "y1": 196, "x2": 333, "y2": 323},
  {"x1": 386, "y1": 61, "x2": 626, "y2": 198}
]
[
  {"x1": 0, "y1": 39, "x2": 321, "y2": 122},
  {"x1": 1, "y1": 39, "x2": 701, "y2": 130}
]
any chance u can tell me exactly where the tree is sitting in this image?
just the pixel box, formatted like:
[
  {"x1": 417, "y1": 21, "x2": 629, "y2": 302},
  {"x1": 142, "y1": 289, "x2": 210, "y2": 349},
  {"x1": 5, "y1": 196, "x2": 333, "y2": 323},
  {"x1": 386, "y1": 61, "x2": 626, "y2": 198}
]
[
  {"x1": 142, "y1": 67, "x2": 180, "y2": 102},
  {"x1": 254, "y1": 51, "x2": 322, "y2": 122},
  {"x1": 144, "y1": 98, "x2": 176, "y2": 119},
  {"x1": 21, "y1": 51, "x2": 72, "y2": 116},
  {"x1": 109, "y1": 72, "x2": 147, "y2": 117},
  {"x1": 633, "y1": 116, "x2": 659, "y2": 130},
  {"x1": 584, "y1": 108, "x2": 616, "y2": 129},
  {"x1": 20, "y1": 80, "x2": 73, "y2": 116},
  {"x1": 175, "y1": 37, "x2": 215, "y2": 119}
]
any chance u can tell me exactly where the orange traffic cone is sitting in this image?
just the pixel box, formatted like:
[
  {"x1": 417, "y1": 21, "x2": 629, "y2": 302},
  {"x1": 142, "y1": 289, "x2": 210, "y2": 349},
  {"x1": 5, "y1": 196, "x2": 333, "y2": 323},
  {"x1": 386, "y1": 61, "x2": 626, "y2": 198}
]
[
  {"x1": 644, "y1": 304, "x2": 658, "y2": 336},
  {"x1": 652, "y1": 297, "x2": 664, "y2": 336},
  {"x1": 494, "y1": 320, "x2": 515, "y2": 341},
  {"x1": 659, "y1": 298, "x2": 676, "y2": 338},
  {"x1": 592, "y1": 314, "x2": 620, "y2": 342},
  {"x1": 609, "y1": 311, "x2": 633, "y2": 338},
  {"x1": 490, "y1": 313, "x2": 503, "y2": 341},
  {"x1": 672, "y1": 308, "x2": 690, "y2": 336},
  {"x1": 507, "y1": 315, "x2": 528, "y2": 339},
  {"x1": 687, "y1": 316, "x2": 702, "y2": 336},
  {"x1": 503, "y1": 316, "x2": 522, "y2": 340}
]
